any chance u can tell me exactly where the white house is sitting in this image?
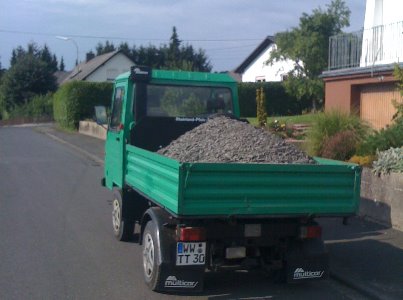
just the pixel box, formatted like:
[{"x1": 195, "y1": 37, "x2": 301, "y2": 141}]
[
  {"x1": 234, "y1": 36, "x2": 295, "y2": 82},
  {"x1": 360, "y1": 0, "x2": 403, "y2": 67},
  {"x1": 62, "y1": 50, "x2": 134, "y2": 84}
]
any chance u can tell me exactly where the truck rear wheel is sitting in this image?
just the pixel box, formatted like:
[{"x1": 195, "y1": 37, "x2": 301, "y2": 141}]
[
  {"x1": 142, "y1": 220, "x2": 163, "y2": 291},
  {"x1": 112, "y1": 189, "x2": 134, "y2": 241}
]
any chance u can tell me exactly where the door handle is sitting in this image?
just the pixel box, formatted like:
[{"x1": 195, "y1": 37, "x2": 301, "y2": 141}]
[{"x1": 116, "y1": 137, "x2": 120, "y2": 141}]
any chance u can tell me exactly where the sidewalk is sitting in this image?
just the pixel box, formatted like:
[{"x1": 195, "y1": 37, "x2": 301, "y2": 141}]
[
  {"x1": 36, "y1": 124, "x2": 105, "y2": 163},
  {"x1": 39, "y1": 124, "x2": 403, "y2": 300},
  {"x1": 320, "y1": 217, "x2": 403, "y2": 299}
]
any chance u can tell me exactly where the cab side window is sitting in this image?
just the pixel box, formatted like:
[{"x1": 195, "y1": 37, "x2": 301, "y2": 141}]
[{"x1": 110, "y1": 87, "x2": 125, "y2": 130}]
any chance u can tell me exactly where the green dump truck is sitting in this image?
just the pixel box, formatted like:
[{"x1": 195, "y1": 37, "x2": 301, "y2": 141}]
[{"x1": 97, "y1": 66, "x2": 361, "y2": 293}]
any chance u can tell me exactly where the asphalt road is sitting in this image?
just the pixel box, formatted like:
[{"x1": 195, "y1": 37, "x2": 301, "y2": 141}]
[{"x1": 0, "y1": 126, "x2": 366, "y2": 299}]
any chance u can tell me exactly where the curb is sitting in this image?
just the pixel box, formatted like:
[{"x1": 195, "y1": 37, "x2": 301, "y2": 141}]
[
  {"x1": 1, "y1": 122, "x2": 53, "y2": 128},
  {"x1": 44, "y1": 131, "x2": 104, "y2": 166}
]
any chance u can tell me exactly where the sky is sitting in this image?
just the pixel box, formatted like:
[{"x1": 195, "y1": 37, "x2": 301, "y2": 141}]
[{"x1": 0, "y1": 0, "x2": 366, "y2": 72}]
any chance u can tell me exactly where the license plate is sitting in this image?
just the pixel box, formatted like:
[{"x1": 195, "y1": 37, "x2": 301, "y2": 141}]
[{"x1": 176, "y1": 242, "x2": 206, "y2": 265}]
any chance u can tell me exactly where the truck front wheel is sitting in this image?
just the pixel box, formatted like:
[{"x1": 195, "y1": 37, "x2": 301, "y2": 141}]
[
  {"x1": 112, "y1": 189, "x2": 134, "y2": 241},
  {"x1": 142, "y1": 220, "x2": 163, "y2": 291}
]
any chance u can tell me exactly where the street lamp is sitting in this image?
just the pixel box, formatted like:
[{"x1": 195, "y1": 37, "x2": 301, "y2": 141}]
[{"x1": 56, "y1": 36, "x2": 79, "y2": 66}]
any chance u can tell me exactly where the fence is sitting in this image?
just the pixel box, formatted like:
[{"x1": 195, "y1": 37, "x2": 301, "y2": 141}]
[{"x1": 328, "y1": 21, "x2": 403, "y2": 70}]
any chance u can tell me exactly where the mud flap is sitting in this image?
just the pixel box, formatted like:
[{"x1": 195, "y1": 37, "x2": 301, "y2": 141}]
[
  {"x1": 146, "y1": 207, "x2": 205, "y2": 293},
  {"x1": 285, "y1": 238, "x2": 329, "y2": 283},
  {"x1": 157, "y1": 264, "x2": 205, "y2": 293}
]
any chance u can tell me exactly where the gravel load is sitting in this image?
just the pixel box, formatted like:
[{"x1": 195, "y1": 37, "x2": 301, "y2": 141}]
[{"x1": 158, "y1": 116, "x2": 315, "y2": 164}]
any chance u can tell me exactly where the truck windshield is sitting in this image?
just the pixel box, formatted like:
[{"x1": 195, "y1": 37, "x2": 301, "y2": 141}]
[{"x1": 146, "y1": 85, "x2": 233, "y2": 117}]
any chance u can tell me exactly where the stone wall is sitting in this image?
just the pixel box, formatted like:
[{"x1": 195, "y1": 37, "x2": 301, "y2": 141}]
[
  {"x1": 78, "y1": 121, "x2": 107, "y2": 140},
  {"x1": 360, "y1": 168, "x2": 403, "y2": 231}
]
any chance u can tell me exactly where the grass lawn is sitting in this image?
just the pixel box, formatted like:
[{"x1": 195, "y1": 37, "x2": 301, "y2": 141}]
[{"x1": 247, "y1": 113, "x2": 318, "y2": 127}]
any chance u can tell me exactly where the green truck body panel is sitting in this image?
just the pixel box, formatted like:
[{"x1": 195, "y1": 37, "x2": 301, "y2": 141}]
[
  {"x1": 125, "y1": 145, "x2": 361, "y2": 217},
  {"x1": 106, "y1": 68, "x2": 361, "y2": 218}
]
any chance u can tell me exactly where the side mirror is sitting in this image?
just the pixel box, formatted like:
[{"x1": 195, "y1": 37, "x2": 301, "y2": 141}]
[{"x1": 94, "y1": 106, "x2": 108, "y2": 125}]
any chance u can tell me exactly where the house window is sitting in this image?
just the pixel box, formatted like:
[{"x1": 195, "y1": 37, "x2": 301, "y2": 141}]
[
  {"x1": 255, "y1": 76, "x2": 266, "y2": 82},
  {"x1": 280, "y1": 74, "x2": 289, "y2": 81}
]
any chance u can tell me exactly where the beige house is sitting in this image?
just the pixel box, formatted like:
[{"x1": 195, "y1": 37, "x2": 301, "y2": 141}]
[{"x1": 62, "y1": 50, "x2": 134, "y2": 84}]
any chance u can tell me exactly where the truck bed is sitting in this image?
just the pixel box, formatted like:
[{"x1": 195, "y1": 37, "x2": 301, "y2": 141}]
[{"x1": 125, "y1": 145, "x2": 361, "y2": 218}]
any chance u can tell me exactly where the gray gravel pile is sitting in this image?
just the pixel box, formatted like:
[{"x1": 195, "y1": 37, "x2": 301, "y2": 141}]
[{"x1": 158, "y1": 116, "x2": 315, "y2": 164}]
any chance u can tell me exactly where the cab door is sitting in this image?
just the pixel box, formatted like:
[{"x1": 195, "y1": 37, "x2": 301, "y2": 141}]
[{"x1": 105, "y1": 84, "x2": 126, "y2": 188}]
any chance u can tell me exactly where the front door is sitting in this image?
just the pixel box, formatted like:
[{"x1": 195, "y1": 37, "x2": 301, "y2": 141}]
[{"x1": 105, "y1": 84, "x2": 126, "y2": 188}]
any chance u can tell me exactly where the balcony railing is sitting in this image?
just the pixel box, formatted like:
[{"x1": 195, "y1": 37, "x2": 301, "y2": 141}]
[{"x1": 328, "y1": 21, "x2": 403, "y2": 71}]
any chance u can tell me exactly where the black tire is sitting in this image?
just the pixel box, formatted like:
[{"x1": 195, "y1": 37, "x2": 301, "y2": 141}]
[
  {"x1": 112, "y1": 189, "x2": 134, "y2": 241},
  {"x1": 142, "y1": 220, "x2": 163, "y2": 291}
]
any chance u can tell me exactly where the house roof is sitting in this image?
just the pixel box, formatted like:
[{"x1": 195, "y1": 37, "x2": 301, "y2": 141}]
[
  {"x1": 234, "y1": 36, "x2": 275, "y2": 74},
  {"x1": 62, "y1": 50, "x2": 133, "y2": 83},
  {"x1": 54, "y1": 70, "x2": 71, "y2": 86},
  {"x1": 321, "y1": 62, "x2": 403, "y2": 79}
]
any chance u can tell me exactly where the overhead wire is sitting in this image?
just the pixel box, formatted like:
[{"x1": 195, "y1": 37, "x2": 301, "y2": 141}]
[{"x1": 0, "y1": 29, "x2": 263, "y2": 43}]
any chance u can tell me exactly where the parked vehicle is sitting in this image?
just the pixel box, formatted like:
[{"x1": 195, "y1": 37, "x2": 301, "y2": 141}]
[{"x1": 97, "y1": 66, "x2": 361, "y2": 293}]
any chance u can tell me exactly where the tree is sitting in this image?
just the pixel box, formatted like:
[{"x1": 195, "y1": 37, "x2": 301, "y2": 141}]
[
  {"x1": 165, "y1": 27, "x2": 211, "y2": 71},
  {"x1": 40, "y1": 45, "x2": 58, "y2": 72},
  {"x1": 0, "y1": 44, "x2": 58, "y2": 116},
  {"x1": 87, "y1": 27, "x2": 212, "y2": 72},
  {"x1": 11, "y1": 46, "x2": 28, "y2": 66},
  {"x1": 95, "y1": 40, "x2": 116, "y2": 55},
  {"x1": 59, "y1": 56, "x2": 65, "y2": 71},
  {"x1": 167, "y1": 26, "x2": 181, "y2": 67},
  {"x1": 10, "y1": 43, "x2": 59, "y2": 72},
  {"x1": 118, "y1": 42, "x2": 131, "y2": 58},
  {"x1": 0, "y1": 59, "x2": 4, "y2": 80},
  {"x1": 267, "y1": 0, "x2": 351, "y2": 109},
  {"x1": 392, "y1": 65, "x2": 403, "y2": 123}
]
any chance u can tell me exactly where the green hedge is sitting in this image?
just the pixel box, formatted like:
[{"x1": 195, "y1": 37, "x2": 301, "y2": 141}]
[
  {"x1": 238, "y1": 82, "x2": 310, "y2": 117},
  {"x1": 53, "y1": 81, "x2": 113, "y2": 129}
]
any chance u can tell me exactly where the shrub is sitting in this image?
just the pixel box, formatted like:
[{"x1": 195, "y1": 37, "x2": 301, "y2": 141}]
[
  {"x1": 348, "y1": 155, "x2": 376, "y2": 167},
  {"x1": 372, "y1": 147, "x2": 403, "y2": 175},
  {"x1": 256, "y1": 88, "x2": 267, "y2": 127},
  {"x1": 321, "y1": 130, "x2": 358, "y2": 160},
  {"x1": 238, "y1": 82, "x2": 311, "y2": 117},
  {"x1": 7, "y1": 93, "x2": 53, "y2": 120},
  {"x1": 358, "y1": 123, "x2": 403, "y2": 155},
  {"x1": 53, "y1": 81, "x2": 113, "y2": 129},
  {"x1": 306, "y1": 110, "x2": 370, "y2": 157},
  {"x1": 27, "y1": 93, "x2": 54, "y2": 118}
]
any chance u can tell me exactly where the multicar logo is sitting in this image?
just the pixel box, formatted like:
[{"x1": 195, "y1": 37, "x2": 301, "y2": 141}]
[
  {"x1": 293, "y1": 268, "x2": 324, "y2": 280},
  {"x1": 164, "y1": 276, "x2": 198, "y2": 288}
]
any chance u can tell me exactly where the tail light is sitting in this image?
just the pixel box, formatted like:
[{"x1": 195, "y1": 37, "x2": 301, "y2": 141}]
[
  {"x1": 299, "y1": 225, "x2": 322, "y2": 239},
  {"x1": 178, "y1": 227, "x2": 206, "y2": 241}
]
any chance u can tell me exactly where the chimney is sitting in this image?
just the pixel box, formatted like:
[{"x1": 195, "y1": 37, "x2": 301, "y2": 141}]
[{"x1": 86, "y1": 51, "x2": 95, "y2": 62}]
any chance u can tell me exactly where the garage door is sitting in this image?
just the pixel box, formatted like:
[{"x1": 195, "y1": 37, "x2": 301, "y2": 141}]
[{"x1": 360, "y1": 83, "x2": 402, "y2": 130}]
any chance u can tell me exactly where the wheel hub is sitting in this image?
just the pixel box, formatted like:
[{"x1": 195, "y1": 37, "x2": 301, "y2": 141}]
[
  {"x1": 112, "y1": 199, "x2": 121, "y2": 232},
  {"x1": 143, "y1": 233, "x2": 155, "y2": 279}
]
